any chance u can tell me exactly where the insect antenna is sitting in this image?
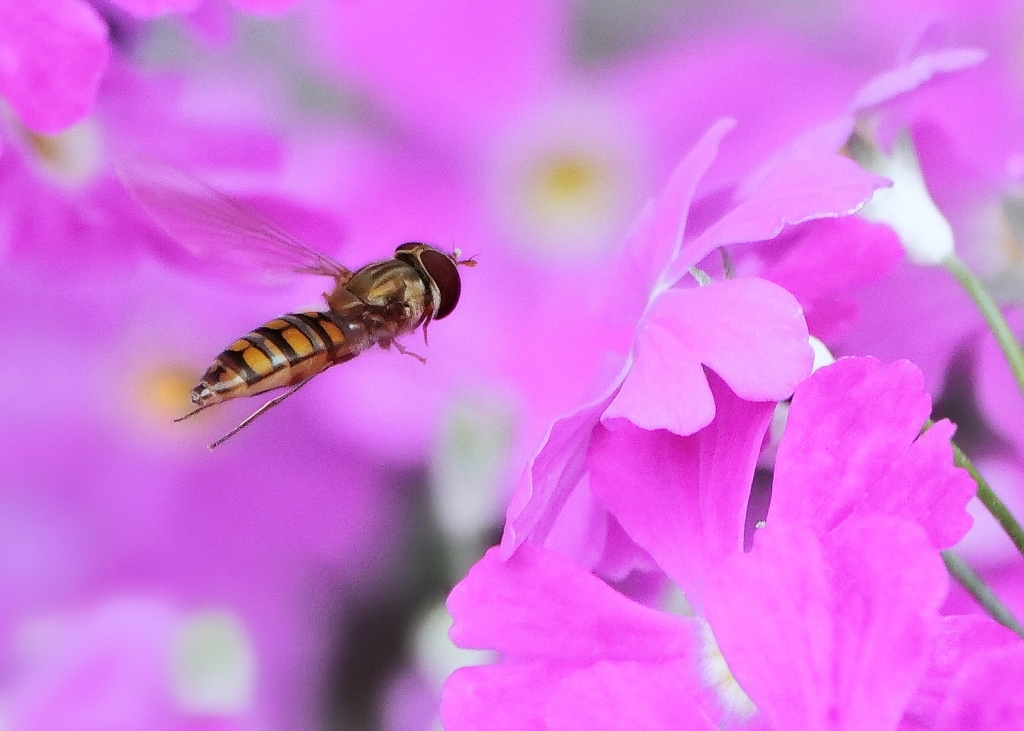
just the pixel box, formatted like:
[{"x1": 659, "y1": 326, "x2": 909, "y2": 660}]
[
  {"x1": 449, "y1": 247, "x2": 478, "y2": 268},
  {"x1": 208, "y1": 376, "x2": 316, "y2": 450}
]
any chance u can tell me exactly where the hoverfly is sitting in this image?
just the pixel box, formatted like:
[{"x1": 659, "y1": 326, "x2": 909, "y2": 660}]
[{"x1": 121, "y1": 166, "x2": 476, "y2": 450}]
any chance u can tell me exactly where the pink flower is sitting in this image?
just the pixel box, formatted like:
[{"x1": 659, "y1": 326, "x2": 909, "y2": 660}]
[
  {"x1": 0, "y1": 0, "x2": 110, "y2": 134},
  {"x1": 443, "y1": 520, "x2": 951, "y2": 730},
  {"x1": 704, "y1": 517, "x2": 948, "y2": 731},
  {"x1": 443, "y1": 357, "x2": 987, "y2": 729},
  {"x1": 668, "y1": 46, "x2": 992, "y2": 397},
  {"x1": 0, "y1": 0, "x2": 302, "y2": 136},
  {"x1": 290, "y1": 11, "x2": 981, "y2": 488},
  {"x1": 500, "y1": 119, "x2": 887, "y2": 575},
  {"x1": 0, "y1": 62, "x2": 299, "y2": 274},
  {"x1": 8, "y1": 4, "x2": 1024, "y2": 726},
  {"x1": 587, "y1": 356, "x2": 975, "y2": 611}
]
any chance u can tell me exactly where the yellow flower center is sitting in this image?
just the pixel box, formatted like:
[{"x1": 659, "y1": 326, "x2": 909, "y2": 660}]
[
  {"x1": 541, "y1": 155, "x2": 601, "y2": 200},
  {"x1": 489, "y1": 100, "x2": 645, "y2": 261},
  {"x1": 525, "y1": 149, "x2": 613, "y2": 231}
]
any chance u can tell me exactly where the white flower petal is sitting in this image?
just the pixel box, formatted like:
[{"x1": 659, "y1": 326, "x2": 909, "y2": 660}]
[{"x1": 856, "y1": 130, "x2": 955, "y2": 266}]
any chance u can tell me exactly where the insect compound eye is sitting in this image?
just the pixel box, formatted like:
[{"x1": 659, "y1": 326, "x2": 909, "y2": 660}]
[{"x1": 418, "y1": 248, "x2": 461, "y2": 320}]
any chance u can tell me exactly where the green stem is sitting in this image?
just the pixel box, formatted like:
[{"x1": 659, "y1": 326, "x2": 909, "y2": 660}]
[
  {"x1": 943, "y1": 254, "x2": 1024, "y2": 397},
  {"x1": 938, "y1": 256, "x2": 1024, "y2": 556},
  {"x1": 942, "y1": 551, "x2": 1024, "y2": 638},
  {"x1": 951, "y1": 441, "x2": 1024, "y2": 559}
]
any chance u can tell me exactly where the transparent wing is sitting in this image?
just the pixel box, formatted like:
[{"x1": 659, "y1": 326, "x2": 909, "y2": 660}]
[{"x1": 119, "y1": 163, "x2": 352, "y2": 283}]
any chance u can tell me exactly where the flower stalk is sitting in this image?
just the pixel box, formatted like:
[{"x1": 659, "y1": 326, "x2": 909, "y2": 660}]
[
  {"x1": 936, "y1": 255, "x2": 1024, "y2": 559},
  {"x1": 950, "y1": 440, "x2": 1024, "y2": 559},
  {"x1": 941, "y1": 551, "x2": 1024, "y2": 638},
  {"x1": 943, "y1": 253, "x2": 1024, "y2": 398}
]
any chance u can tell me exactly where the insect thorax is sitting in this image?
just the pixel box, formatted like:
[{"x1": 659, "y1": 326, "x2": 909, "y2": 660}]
[{"x1": 342, "y1": 259, "x2": 430, "y2": 334}]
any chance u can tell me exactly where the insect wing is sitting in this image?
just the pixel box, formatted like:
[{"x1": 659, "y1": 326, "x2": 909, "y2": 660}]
[{"x1": 119, "y1": 163, "x2": 352, "y2": 284}]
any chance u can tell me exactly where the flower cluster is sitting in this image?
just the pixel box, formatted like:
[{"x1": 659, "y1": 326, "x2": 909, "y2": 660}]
[
  {"x1": 445, "y1": 349, "x2": 1024, "y2": 726},
  {"x1": 442, "y1": 164, "x2": 1017, "y2": 731},
  {"x1": 441, "y1": 52, "x2": 1024, "y2": 731}
]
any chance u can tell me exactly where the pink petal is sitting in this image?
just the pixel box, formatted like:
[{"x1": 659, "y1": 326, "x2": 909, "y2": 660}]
[
  {"x1": 903, "y1": 615, "x2": 1021, "y2": 729},
  {"x1": 825, "y1": 518, "x2": 947, "y2": 731},
  {"x1": 705, "y1": 524, "x2": 834, "y2": 731},
  {"x1": 538, "y1": 476, "x2": 658, "y2": 582},
  {"x1": 771, "y1": 358, "x2": 933, "y2": 536},
  {"x1": 5, "y1": 599, "x2": 180, "y2": 728},
  {"x1": 696, "y1": 374, "x2": 777, "y2": 561},
  {"x1": 183, "y1": 0, "x2": 234, "y2": 45},
  {"x1": 0, "y1": 0, "x2": 110, "y2": 133},
  {"x1": 624, "y1": 118, "x2": 735, "y2": 297},
  {"x1": 604, "y1": 278, "x2": 812, "y2": 435},
  {"x1": 539, "y1": 474, "x2": 612, "y2": 573},
  {"x1": 591, "y1": 516, "x2": 660, "y2": 582},
  {"x1": 447, "y1": 545, "x2": 698, "y2": 664},
  {"x1": 935, "y1": 646, "x2": 1024, "y2": 731},
  {"x1": 588, "y1": 422, "x2": 703, "y2": 597},
  {"x1": 546, "y1": 660, "x2": 716, "y2": 731},
  {"x1": 833, "y1": 262, "x2": 981, "y2": 396},
  {"x1": 500, "y1": 393, "x2": 615, "y2": 559},
  {"x1": 605, "y1": 321, "x2": 714, "y2": 435},
  {"x1": 441, "y1": 663, "x2": 559, "y2": 731},
  {"x1": 590, "y1": 374, "x2": 775, "y2": 605},
  {"x1": 705, "y1": 518, "x2": 946, "y2": 731},
  {"x1": 890, "y1": 58, "x2": 1024, "y2": 185},
  {"x1": 851, "y1": 48, "x2": 989, "y2": 112},
  {"x1": 607, "y1": 118, "x2": 735, "y2": 330},
  {"x1": 772, "y1": 356, "x2": 973, "y2": 546},
  {"x1": 762, "y1": 217, "x2": 904, "y2": 342},
  {"x1": 668, "y1": 153, "x2": 889, "y2": 282},
  {"x1": 856, "y1": 419, "x2": 975, "y2": 548}
]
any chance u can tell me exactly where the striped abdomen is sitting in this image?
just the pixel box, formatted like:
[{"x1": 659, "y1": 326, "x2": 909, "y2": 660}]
[{"x1": 190, "y1": 311, "x2": 371, "y2": 406}]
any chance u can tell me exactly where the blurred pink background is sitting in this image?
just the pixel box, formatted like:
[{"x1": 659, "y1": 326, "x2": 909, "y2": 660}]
[{"x1": 4, "y1": 0, "x2": 1024, "y2": 728}]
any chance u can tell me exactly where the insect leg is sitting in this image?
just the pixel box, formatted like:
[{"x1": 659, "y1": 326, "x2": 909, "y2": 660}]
[
  {"x1": 389, "y1": 340, "x2": 427, "y2": 364},
  {"x1": 208, "y1": 376, "x2": 317, "y2": 450},
  {"x1": 174, "y1": 404, "x2": 210, "y2": 423}
]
